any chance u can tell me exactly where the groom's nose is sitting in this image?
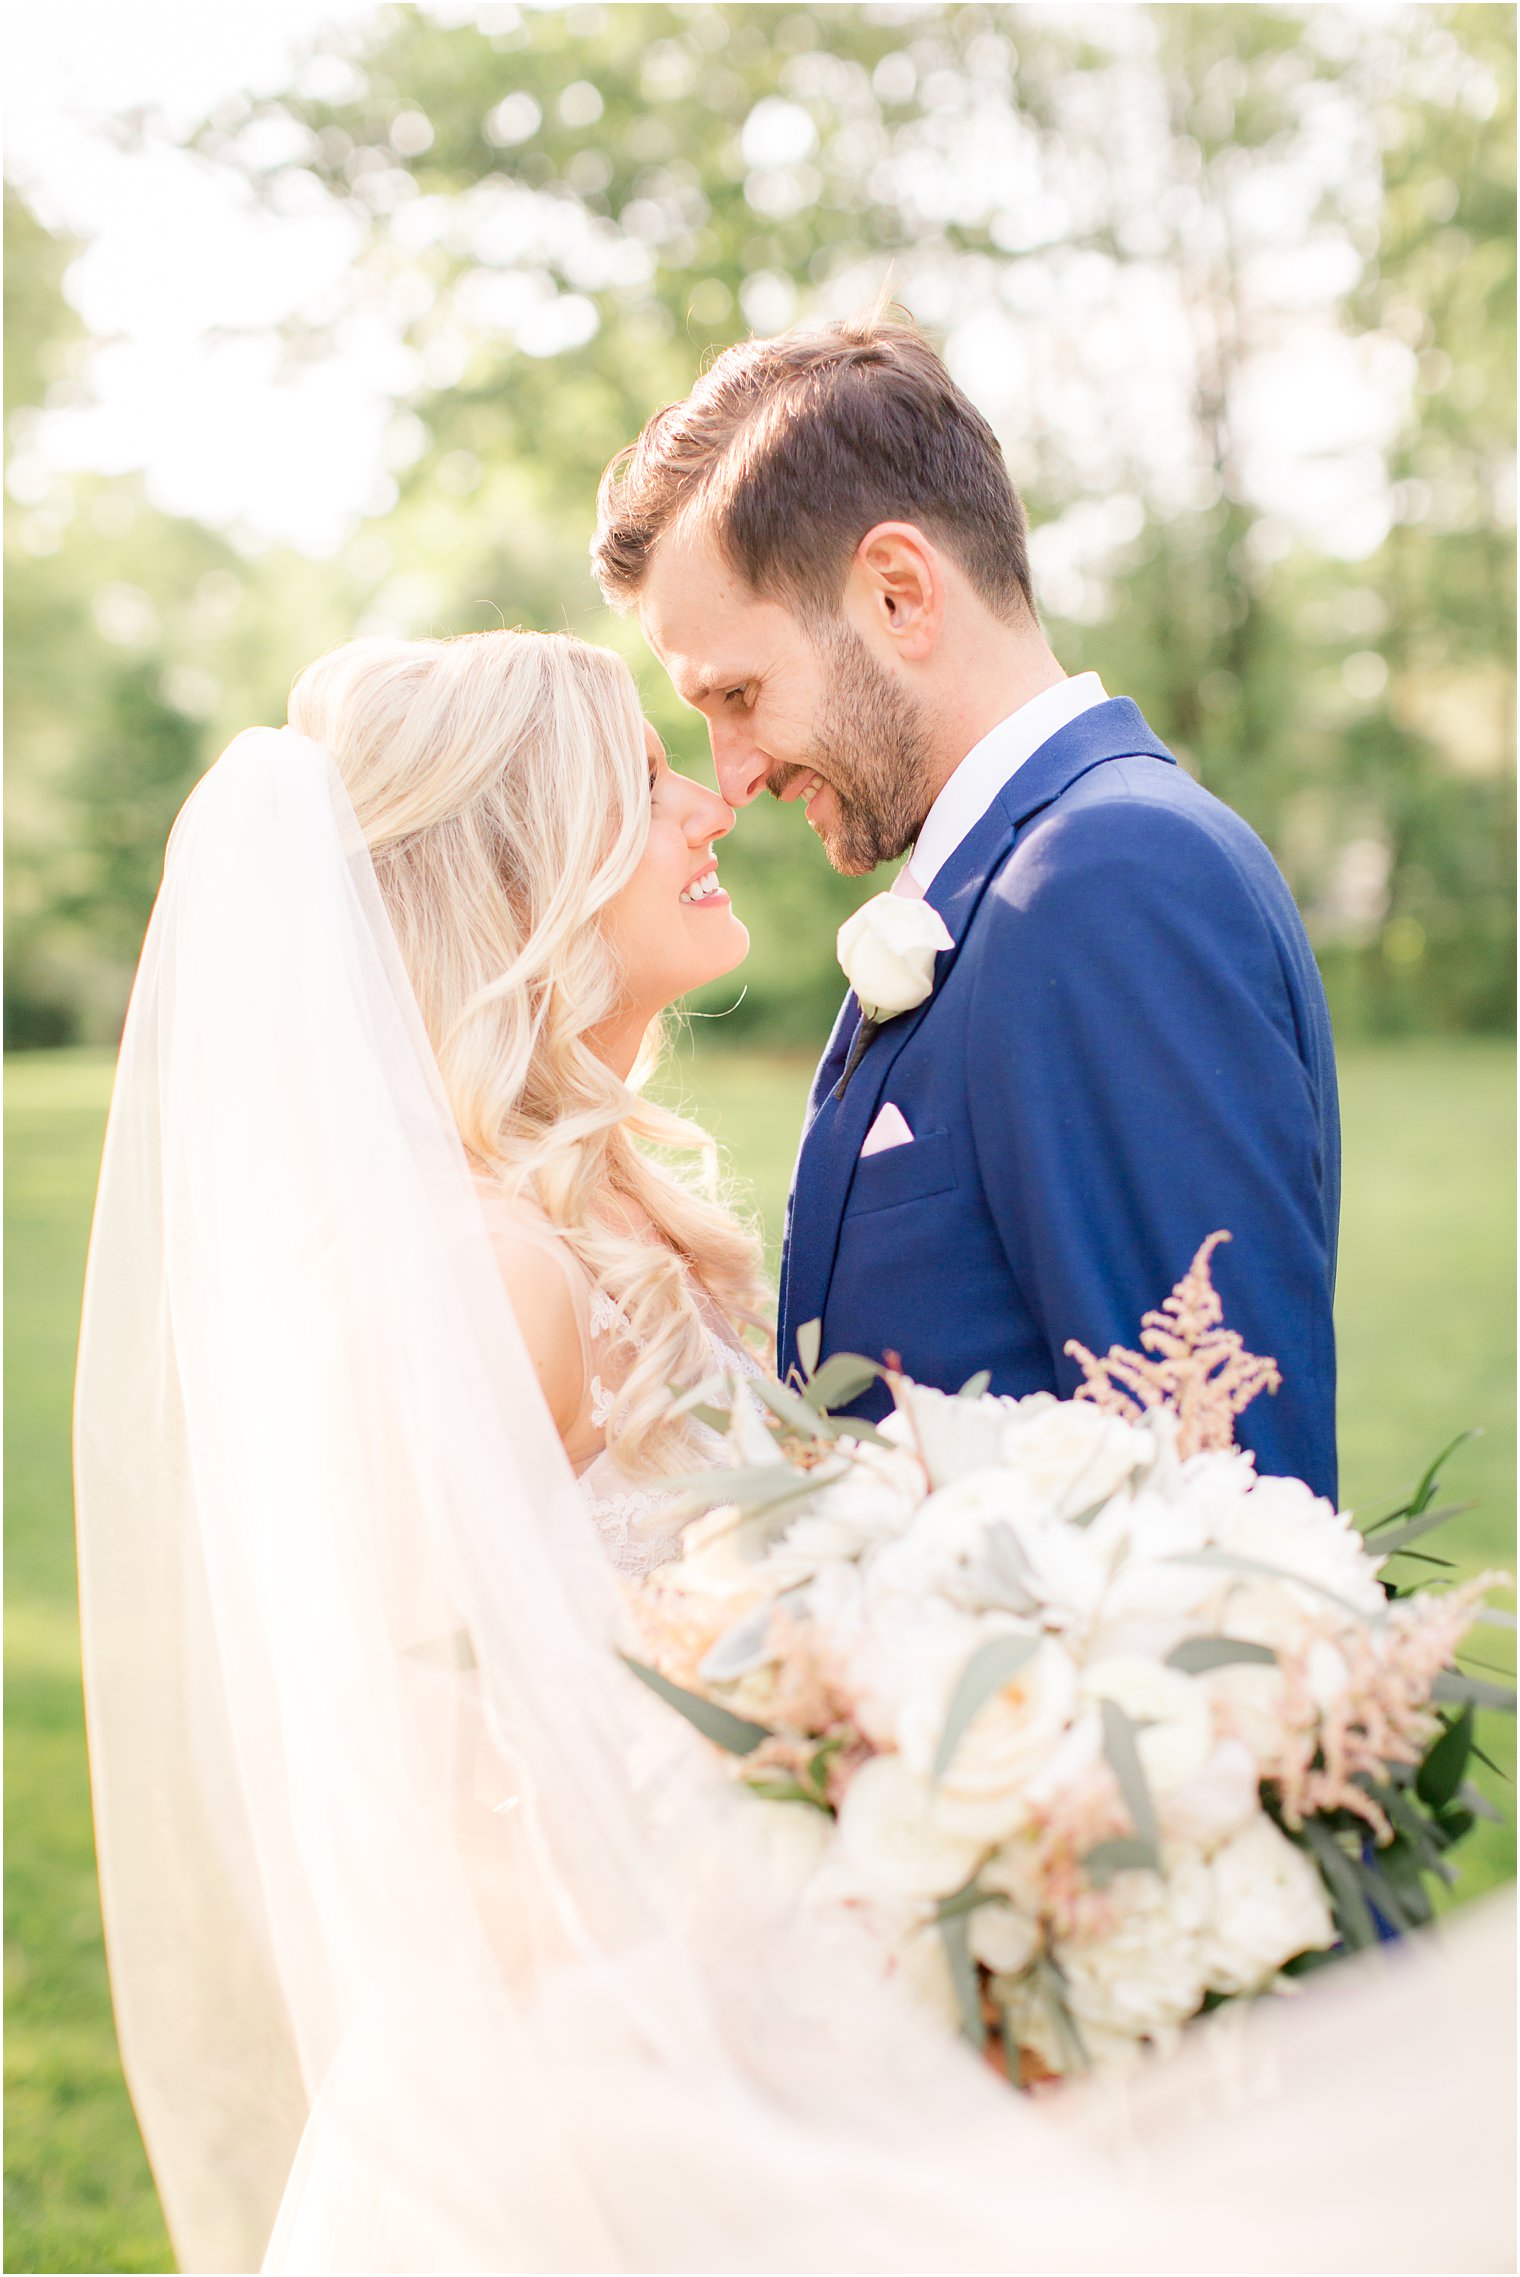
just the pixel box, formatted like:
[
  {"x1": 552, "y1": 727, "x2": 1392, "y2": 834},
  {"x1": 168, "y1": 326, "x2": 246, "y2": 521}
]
[{"x1": 709, "y1": 723, "x2": 769, "y2": 808}]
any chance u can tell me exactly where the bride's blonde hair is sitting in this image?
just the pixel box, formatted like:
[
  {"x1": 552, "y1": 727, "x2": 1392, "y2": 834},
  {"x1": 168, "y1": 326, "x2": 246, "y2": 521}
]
[{"x1": 289, "y1": 627, "x2": 769, "y2": 1474}]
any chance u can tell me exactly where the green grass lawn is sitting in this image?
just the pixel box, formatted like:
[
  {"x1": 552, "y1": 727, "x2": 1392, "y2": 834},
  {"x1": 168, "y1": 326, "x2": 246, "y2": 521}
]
[{"x1": 6, "y1": 1038, "x2": 1516, "y2": 2274}]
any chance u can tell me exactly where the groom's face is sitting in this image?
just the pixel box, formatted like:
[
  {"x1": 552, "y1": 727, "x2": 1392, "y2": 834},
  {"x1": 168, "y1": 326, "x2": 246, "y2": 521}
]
[{"x1": 639, "y1": 533, "x2": 933, "y2": 877}]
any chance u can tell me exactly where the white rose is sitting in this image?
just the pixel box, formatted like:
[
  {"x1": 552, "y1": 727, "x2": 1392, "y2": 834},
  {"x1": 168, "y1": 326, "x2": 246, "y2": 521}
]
[
  {"x1": 968, "y1": 1898, "x2": 1043, "y2": 1978},
  {"x1": 891, "y1": 1918, "x2": 965, "y2": 2030},
  {"x1": 1200, "y1": 1812, "x2": 1336, "y2": 1994},
  {"x1": 999, "y1": 1400, "x2": 1151, "y2": 1518},
  {"x1": 828, "y1": 1752, "x2": 985, "y2": 1903},
  {"x1": 1196, "y1": 1470, "x2": 1387, "y2": 1618},
  {"x1": 672, "y1": 1509, "x2": 775, "y2": 1605},
  {"x1": 762, "y1": 1443, "x2": 923, "y2": 1586},
  {"x1": 1082, "y1": 1655, "x2": 1214, "y2": 1794},
  {"x1": 921, "y1": 1636, "x2": 1082, "y2": 1845},
  {"x1": 837, "y1": 892, "x2": 953, "y2": 1022},
  {"x1": 744, "y1": 1797, "x2": 834, "y2": 1903},
  {"x1": 1204, "y1": 1657, "x2": 1293, "y2": 1764},
  {"x1": 868, "y1": 1467, "x2": 1112, "y2": 1630},
  {"x1": 1088, "y1": 1500, "x2": 1225, "y2": 1662},
  {"x1": 1158, "y1": 1736, "x2": 1262, "y2": 1853},
  {"x1": 881, "y1": 1382, "x2": 1022, "y2": 1489},
  {"x1": 865, "y1": 1469, "x2": 1040, "y2": 1610},
  {"x1": 836, "y1": 1595, "x2": 984, "y2": 1752},
  {"x1": 1055, "y1": 1846, "x2": 1212, "y2": 2050}
]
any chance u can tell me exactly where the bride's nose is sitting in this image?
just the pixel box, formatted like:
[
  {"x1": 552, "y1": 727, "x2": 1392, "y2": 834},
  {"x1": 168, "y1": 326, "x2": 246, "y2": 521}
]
[{"x1": 686, "y1": 779, "x2": 735, "y2": 844}]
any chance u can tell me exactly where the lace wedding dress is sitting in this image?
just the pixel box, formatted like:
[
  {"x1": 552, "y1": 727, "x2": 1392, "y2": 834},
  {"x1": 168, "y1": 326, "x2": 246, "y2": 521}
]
[{"x1": 475, "y1": 1182, "x2": 760, "y2": 1580}]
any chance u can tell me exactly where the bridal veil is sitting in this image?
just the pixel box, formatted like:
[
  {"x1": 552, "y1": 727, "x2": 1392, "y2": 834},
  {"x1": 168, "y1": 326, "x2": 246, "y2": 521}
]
[{"x1": 75, "y1": 729, "x2": 1513, "y2": 2274}]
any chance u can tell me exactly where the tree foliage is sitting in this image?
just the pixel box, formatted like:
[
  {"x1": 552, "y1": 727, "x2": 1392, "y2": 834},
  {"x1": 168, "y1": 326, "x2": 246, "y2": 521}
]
[{"x1": 4, "y1": 4, "x2": 1513, "y2": 1046}]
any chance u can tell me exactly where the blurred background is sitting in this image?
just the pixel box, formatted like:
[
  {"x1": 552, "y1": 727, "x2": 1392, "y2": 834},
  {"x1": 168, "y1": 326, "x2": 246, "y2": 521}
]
[{"x1": 3, "y1": 4, "x2": 1514, "y2": 2269}]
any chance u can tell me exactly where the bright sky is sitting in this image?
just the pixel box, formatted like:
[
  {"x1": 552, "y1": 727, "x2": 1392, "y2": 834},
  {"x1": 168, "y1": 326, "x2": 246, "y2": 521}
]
[
  {"x1": 5, "y1": 0, "x2": 407, "y2": 550},
  {"x1": 4, "y1": 0, "x2": 1415, "y2": 571}
]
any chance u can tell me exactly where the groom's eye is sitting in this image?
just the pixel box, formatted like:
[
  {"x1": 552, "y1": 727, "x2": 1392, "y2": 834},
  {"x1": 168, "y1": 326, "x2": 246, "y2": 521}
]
[{"x1": 724, "y1": 685, "x2": 748, "y2": 707}]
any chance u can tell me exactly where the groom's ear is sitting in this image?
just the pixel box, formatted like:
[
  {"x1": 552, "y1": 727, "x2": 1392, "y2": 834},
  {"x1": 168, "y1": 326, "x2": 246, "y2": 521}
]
[{"x1": 847, "y1": 522, "x2": 945, "y2": 664}]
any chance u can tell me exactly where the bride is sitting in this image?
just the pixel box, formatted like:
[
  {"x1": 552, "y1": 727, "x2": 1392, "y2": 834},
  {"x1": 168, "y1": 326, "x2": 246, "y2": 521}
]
[
  {"x1": 285, "y1": 627, "x2": 766, "y2": 1575},
  {"x1": 75, "y1": 628, "x2": 1512, "y2": 2276}
]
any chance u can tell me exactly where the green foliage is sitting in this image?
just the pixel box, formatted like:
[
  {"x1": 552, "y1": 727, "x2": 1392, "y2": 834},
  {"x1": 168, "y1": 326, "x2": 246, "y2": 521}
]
[{"x1": 5, "y1": 5, "x2": 1513, "y2": 1047}]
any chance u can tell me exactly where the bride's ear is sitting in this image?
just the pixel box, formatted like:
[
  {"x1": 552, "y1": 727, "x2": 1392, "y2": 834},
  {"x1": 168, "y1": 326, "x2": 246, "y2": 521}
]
[{"x1": 847, "y1": 521, "x2": 945, "y2": 663}]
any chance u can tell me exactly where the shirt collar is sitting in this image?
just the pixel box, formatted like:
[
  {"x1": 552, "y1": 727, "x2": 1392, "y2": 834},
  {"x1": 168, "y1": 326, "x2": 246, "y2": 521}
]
[{"x1": 903, "y1": 671, "x2": 1108, "y2": 892}]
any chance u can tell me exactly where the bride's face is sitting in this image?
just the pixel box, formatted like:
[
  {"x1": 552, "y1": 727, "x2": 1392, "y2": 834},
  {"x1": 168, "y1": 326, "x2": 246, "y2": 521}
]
[{"x1": 600, "y1": 723, "x2": 749, "y2": 1029}]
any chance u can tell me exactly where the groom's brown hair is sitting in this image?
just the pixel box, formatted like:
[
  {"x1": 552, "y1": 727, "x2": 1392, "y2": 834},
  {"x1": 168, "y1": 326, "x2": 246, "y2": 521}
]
[{"x1": 592, "y1": 310, "x2": 1034, "y2": 623}]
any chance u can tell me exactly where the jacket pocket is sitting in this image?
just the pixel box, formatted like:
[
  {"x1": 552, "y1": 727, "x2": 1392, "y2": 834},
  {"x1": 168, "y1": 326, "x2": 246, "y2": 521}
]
[{"x1": 843, "y1": 1128, "x2": 957, "y2": 1217}]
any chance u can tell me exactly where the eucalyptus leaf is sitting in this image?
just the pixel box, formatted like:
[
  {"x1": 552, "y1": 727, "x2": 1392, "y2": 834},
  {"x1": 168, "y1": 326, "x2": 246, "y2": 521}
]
[
  {"x1": 1363, "y1": 1847, "x2": 1430, "y2": 1931},
  {"x1": 1363, "y1": 1429, "x2": 1483, "y2": 1532},
  {"x1": 658, "y1": 1460, "x2": 790, "y2": 1504},
  {"x1": 1457, "y1": 1779, "x2": 1505, "y2": 1825},
  {"x1": 1164, "y1": 1548, "x2": 1376, "y2": 1624},
  {"x1": 742, "y1": 1775, "x2": 831, "y2": 1812},
  {"x1": 932, "y1": 1633, "x2": 1041, "y2": 1783},
  {"x1": 1432, "y1": 1670, "x2": 1517, "y2": 1714},
  {"x1": 1037, "y1": 1957, "x2": 1089, "y2": 2075},
  {"x1": 1382, "y1": 1784, "x2": 1457, "y2": 1883},
  {"x1": 682, "y1": 1404, "x2": 734, "y2": 1436},
  {"x1": 935, "y1": 1881, "x2": 1007, "y2": 1922},
  {"x1": 1410, "y1": 1752, "x2": 1466, "y2": 1822},
  {"x1": 1165, "y1": 1636, "x2": 1278, "y2": 1675},
  {"x1": 1355, "y1": 1855, "x2": 1417, "y2": 1938},
  {"x1": 666, "y1": 1377, "x2": 733, "y2": 1424},
  {"x1": 1100, "y1": 1698, "x2": 1160, "y2": 1848},
  {"x1": 1474, "y1": 1607, "x2": 1518, "y2": 1631},
  {"x1": 1301, "y1": 1818, "x2": 1377, "y2": 1950},
  {"x1": 1368, "y1": 1502, "x2": 1473, "y2": 1557},
  {"x1": 1082, "y1": 1834, "x2": 1160, "y2": 1886},
  {"x1": 749, "y1": 1374, "x2": 835, "y2": 1439},
  {"x1": 619, "y1": 1654, "x2": 770, "y2": 1756},
  {"x1": 803, "y1": 1351, "x2": 884, "y2": 1413},
  {"x1": 1407, "y1": 1427, "x2": 1482, "y2": 1515},
  {"x1": 796, "y1": 1318, "x2": 822, "y2": 1381},
  {"x1": 937, "y1": 1908, "x2": 986, "y2": 2050},
  {"x1": 698, "y1": 1599, "x2": 779, "y2": 1683}
]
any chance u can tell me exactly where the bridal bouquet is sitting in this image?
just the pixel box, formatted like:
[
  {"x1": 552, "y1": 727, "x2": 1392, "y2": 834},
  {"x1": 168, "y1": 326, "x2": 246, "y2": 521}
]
[{"x1": 627, "y1": 1235, "x2": 1513, "y2": 2083}]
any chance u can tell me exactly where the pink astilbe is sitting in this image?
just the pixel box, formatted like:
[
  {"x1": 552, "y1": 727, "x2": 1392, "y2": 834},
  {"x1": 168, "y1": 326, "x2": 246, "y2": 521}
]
[
  {"x1": 1274, "y1": 1575, "x2": 1506, "y2": 1838},
  {"x1": 1065, "y1": 1231, "x2": 1282, "y2": 1458}
]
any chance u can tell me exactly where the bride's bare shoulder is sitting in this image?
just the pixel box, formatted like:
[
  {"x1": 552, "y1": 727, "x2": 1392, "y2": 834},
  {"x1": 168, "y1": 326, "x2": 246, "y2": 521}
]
[{"x1": 472, "y1": 1183, "x2": 589, "y2": 1438}]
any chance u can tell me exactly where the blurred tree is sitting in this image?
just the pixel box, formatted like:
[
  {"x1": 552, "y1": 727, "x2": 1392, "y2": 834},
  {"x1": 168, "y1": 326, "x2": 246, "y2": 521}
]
[
  {"x1": 3, "y1": 187, "x2": 380, "y2": 1043},
  {"x1": 5, "y1": 5, "x2": 1513, "y2": 1047}
]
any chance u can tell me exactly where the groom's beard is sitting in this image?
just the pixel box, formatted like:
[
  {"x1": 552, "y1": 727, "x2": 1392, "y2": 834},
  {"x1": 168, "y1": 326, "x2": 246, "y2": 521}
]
[{"x1": 774, "y1": 623, "x2": 935, "y2": 876}]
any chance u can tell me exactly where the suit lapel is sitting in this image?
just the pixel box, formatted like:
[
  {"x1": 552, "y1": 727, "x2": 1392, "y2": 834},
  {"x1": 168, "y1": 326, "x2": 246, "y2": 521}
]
[{"x1": 780, "y1": 700, "x2": 1175, "y2": 1370}]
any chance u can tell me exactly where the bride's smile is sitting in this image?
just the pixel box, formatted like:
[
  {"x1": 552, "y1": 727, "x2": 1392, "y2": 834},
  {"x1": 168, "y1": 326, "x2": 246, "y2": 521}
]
[{"x1": 597, "y1": 720, "x2": 749, "y2": 1050}]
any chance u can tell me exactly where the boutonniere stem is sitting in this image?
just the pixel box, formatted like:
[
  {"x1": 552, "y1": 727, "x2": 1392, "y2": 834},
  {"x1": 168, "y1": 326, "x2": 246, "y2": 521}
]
[{"x1": 834, "y1": 1016, "x2": 881, "y2": 1102}]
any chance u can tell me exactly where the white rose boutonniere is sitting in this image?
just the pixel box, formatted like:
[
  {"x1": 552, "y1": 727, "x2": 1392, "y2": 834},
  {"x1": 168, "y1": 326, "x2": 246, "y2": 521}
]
[{"x1": 834, "y1": 893, "x2": 953, "y2": 1098}]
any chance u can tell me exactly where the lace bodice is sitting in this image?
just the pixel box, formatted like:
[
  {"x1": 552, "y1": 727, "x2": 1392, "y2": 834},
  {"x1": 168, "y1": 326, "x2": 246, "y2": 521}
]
[
  {"x1": 475, "y1": 1182, "x2": 761, "y2": 1579},
  {"x1": 577, "y1": 1317, "x2": 762, "y2": 1579}
]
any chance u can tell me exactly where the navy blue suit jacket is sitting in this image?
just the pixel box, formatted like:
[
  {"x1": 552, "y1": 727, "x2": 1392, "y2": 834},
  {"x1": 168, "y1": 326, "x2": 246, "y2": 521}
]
[{"x1": 778, "y1": 699, "x2": 1341, "y2": 1502}]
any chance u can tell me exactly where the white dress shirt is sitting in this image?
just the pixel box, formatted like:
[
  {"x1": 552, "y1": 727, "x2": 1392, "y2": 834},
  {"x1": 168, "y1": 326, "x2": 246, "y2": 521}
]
[{"x1": 900, "y1": 672, "x2": 1108, "y2": 894}]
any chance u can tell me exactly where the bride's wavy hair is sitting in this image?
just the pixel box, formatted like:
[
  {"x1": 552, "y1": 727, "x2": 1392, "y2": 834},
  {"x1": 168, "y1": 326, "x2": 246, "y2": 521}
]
[{"x1": 288, "y1": 628, "x2": 769, "y2": 1474}]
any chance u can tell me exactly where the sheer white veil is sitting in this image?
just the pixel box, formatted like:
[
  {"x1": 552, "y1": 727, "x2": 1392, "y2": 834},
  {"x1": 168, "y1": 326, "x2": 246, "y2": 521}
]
[{"x1": 75, "y1": 728, "x2": 1513, "y2": 2275}]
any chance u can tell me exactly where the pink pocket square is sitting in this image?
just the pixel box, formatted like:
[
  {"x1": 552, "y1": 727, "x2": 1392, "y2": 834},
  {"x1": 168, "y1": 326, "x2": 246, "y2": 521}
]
[{"x1": 861, "y1": 1102, "x2": 913, "y2": 1158}]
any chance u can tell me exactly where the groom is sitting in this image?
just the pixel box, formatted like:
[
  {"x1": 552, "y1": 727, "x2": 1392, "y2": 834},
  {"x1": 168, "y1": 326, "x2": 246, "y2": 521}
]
[{"x1": 593, "y1": 315, "x2": 1340, "y2": 1500}]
